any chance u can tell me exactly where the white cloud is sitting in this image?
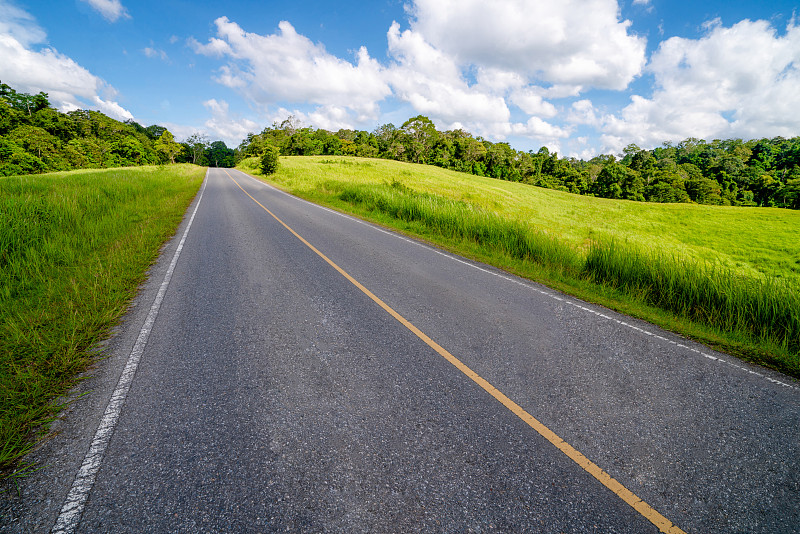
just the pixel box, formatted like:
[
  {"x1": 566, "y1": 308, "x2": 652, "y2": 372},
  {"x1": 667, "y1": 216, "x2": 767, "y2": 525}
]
[
  {"x1": 380, "y1": 0, "x2": 645, "y2": 142},
  {"x1": 600, "y1": 19, "x2": 800, "y2": 151},
  {"x1": 567, "y1": 99, "x2": 601, "y2": 126},
  {"x1": 191, "y1": 17, "x2": 392, "y2": 124},
  {"x1": 510, "y1": 88, "x2": 558, "y2": 118},
  {"x1": 385, "y1": 22, "x2": 510, "y2": 129},
  {"x1": 474, "y1": 67, "x2": 526, "y2": 93},
  {"x1": 143, "y1": 47, "x2": 168, "y2": 61},
  {"x1": 187, "y1": 35, "x2": 231, "y2": 58},
  {"x1": 187, "y1": 4, "x2": 798, "y2": 154},
  {"x1": 203, "y1": 98, "x2": 259, "y2": 146},
  {"x1": 91, "y1": 95, "x2": 133, "y2": 121},
  {"x1": 189, "y1": 3, "x2": 645, "y2": 145},
  {"x1": 0, "y1": 1, "x2": 45, "y2": 46},
  {"x1": 512, "y1": 116, "x2": 571, "y2": 140},
  {"x1": 79, "y1": 0, "x2": 130, "y2": 23},
  {"x1": 405, "y1": 0, "x2": 646, "y2": 91},
  {"x1": 0, "y1": 2, "x2": 134, "y2": 121},
  {"x1": 307, "y1": 106, "x2": 363, "y2": 131}
]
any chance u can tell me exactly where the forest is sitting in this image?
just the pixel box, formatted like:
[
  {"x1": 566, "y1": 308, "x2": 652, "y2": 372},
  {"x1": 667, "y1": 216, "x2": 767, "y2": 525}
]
[
  {"x1": 0, "y1": 82, "x2": 235, "y2": 175},
  {"x1": 2, "y1": 82, "x2": 799, "y2": 209}
]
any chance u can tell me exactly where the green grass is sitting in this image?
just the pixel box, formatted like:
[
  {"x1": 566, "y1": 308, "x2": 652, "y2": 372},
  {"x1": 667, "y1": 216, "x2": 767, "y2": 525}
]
[
  {"x1": 337, "y1": 181, "x2": 583, "y2": 277},
  {"x1": 239, "y1": 155, "x2": 799, "y2": 378},
  {"x1": 242, "y1": 156, "x2": 800, "y2": 284},
  {"x1": 0, "y1": 164, "x2": 205, "y2": 474}
]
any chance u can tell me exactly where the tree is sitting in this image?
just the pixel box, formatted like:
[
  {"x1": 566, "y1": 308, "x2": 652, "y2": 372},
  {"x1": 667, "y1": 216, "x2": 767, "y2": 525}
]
[
  {"x1": 685, "y1": 176, "x2": 722, "y2": 204},
  {"x1": 260, "y1": 145, "x2": 280, "y2": 175},
  {"x1": 285, "y1": 128, "x2": 322, "y2": 155},
  {"x1": 154, "y1": 130, "x2": 181, "y2": 164},
  {"x1": 400, "y1": 115, "x2": 438, "y2": 163},
  {"x1": 592, "y1": 162, "x2": 643, "y2": 200},
  {"x1": 783, "y1": 178, "x2": 800, "y2": 209},
  {"x1": 484, "y1": 142, "x2": 516, "y2": 180},
  {"x1": 205, "y1": 141, "x2": 235, "y2": 167},
  {"x1": 185, "y1": 133, "x2": 210, "y2": 164},
  {"x1": 0, "y1": 82, "x2": 50, "y2": 116},
  {"x1": 750, "y1": 173, "x2": 780, "y2": 206},
  {"x1": 144, "y1": 124, "x2": 168, "y2": 140},
  {"x1": 112, "y1": 137, "x2": 147, "y2": 165},
  {"x1": 454, "y1": 135, "x2": 486, "y2": 166},
  {"x1": 279, "y1": 115, "x2": 301, "y2": 135},
  {"x1": 645, "y1": 169, "x2": 689, "y2": 203}
]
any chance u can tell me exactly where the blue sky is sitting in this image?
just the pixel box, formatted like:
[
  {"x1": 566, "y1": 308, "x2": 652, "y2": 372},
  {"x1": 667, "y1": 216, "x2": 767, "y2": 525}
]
[{"x1": 1, "y1": 0, "x2": 798, "y2": 157}]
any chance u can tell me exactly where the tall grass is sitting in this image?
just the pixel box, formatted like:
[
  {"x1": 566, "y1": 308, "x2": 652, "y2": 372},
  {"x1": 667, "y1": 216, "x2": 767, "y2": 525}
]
[
  {"x1": 339, "y1": 182, "x2": 582, "y2": 276},
  {"x1": 334, "y1": 180, "x2": 799, "y2": 376},
  {"x1": 585, "y1": 242, "x2": 800, "y2": 365},
  {"x1": 0, "y1": 165, "x2": 204, "y2": 473}
]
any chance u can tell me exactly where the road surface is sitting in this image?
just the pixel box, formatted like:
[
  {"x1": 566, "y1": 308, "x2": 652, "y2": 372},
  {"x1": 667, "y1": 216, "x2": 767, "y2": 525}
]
[{"x1": 2, "y1": 167, "x2": 798, "y2": 533}]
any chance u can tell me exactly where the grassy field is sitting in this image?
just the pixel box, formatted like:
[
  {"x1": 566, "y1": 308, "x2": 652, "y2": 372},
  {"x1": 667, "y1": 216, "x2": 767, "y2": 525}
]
[
  {"x1": 239, "y1": 156, "x2": 799, "y2": 377},
  {"x1": 0, "y1": 164, "x2": 205, "y2": 475}
]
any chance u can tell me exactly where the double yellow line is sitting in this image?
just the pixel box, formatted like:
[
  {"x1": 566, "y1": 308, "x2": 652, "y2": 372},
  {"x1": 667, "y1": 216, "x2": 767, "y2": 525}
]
[{"x1": 225, "y1": 170, "x2": 686, "y2": 534}]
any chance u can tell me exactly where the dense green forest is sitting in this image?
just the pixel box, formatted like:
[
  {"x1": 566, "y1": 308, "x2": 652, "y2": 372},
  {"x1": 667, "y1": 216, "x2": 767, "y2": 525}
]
[
  {"x1": 3, "y1": 81, "x2": 799, "y2": 209},
  {"x1": 239, "y1": 116, "x2": 800, "y2": 209},
  {"x1": 0, "y1": 82, "x2": 235, "y2": 175}
]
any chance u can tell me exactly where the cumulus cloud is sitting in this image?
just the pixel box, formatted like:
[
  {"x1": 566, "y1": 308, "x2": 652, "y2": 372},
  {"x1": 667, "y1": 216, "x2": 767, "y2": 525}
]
[
  {"x1": 377, "y1": 0, "x2": 645, "y2": 140},
  {"x1": 79, "y1": 0, "x2": 130, "y2": 22},
  {"x1": 405, "y1": 0, "x2": 646, "y2": 91},
  {"x1": 203, "y1": 98, "x2": 259, "y2": 146},
  {"x1": 385, "y1": 21, "x2": 510, "y2": 130},
  {"x1": 600, "y1": 19, "x2": 800, "y2": 151},
  {"x1": 91, "y1": 95, "x2": 133, "y2": 121},
  {"x1": 189, "y1": 2, "x2": 645, "y2": 144},
  {"x1": 0, "y1": 3, "x2": 134, "y2": 121},
  {"x1": 188, "y1": 3, "x2": 798, "y2": 154},
  {"x1": 567, "y1": 99, "x2": 601, "y2": 126},
  {"x1": 511, "y1": 116, "x2": 571, "y2": 143},
  {"x1": 191, "y1": 17, "x2": 392, "y2": 123},
  {"x1": 510, "y1": 88, "x2": 558, "y2": 118}
]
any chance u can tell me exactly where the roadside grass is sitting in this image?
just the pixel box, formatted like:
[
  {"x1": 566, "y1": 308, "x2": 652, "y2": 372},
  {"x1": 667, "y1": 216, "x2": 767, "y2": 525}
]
[
  {"x1": 0, "y1": 164, "x2": 205, "y2": 475},
  {"x1": 238, "y1": 156, "x2": 800, "y2": 378}
]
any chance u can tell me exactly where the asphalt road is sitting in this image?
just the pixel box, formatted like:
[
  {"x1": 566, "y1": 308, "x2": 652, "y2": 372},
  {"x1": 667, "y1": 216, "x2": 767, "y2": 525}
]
[{"x1": 2, "y1": 167, "x2": 799, "y2": 533}]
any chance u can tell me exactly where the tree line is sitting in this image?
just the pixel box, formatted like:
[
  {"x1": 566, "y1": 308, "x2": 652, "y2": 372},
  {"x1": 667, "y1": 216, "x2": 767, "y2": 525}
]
[
  {"x1": 3, "y1": 79, "x2": 799, "y2": 209},
  {"x1": 238, "y1": 115, "x2": 800, "y2": 209},
  {"x1": 0, "y1": 82, "x2": 235, "y2": 176}
]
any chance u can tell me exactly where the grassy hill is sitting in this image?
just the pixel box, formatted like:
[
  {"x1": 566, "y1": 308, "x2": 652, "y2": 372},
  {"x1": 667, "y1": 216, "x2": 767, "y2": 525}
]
[
  {"x1": 239, "y1": 155, "x2": 799, "y2": 378},
  {"x1": 244, "y1": 156, "x2": 800, "y2": 284}
]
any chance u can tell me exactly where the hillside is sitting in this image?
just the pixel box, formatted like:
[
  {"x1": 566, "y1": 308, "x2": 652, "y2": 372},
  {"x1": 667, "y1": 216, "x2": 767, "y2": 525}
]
[{"x1": 247, "y1": 156, "x2": 800, "y2": 285}]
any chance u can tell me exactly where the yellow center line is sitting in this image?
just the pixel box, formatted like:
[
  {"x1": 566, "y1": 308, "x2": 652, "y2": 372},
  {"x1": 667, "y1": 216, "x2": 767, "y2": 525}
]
[{"x1": 224, "y1": 169, "x2": 687, "y2": 534}]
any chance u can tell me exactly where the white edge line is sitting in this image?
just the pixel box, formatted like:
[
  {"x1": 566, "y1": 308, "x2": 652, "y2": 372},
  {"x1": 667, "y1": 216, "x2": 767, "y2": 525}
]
[
  {"x1": 51, "y1": 174, "x2": 208, "y2": 534},
  {"x1": 236, "y1": 170, "x2": 799, "y2": 391}
]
